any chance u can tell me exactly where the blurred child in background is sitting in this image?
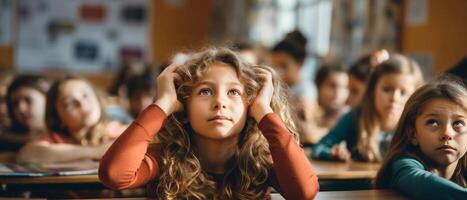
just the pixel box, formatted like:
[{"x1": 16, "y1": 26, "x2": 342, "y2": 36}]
[
  {"x1": 270, "y1": 30, "x2": 317, "y2": 102},
  {"x1": 125, "y1": 72, "x2": 157, "y2": 118},
  {"x1": 0, "y1": 74, "x2": 50, "y2": 152},
  {"x1": 17, "y1": 77, "x2": 127, "y2": 163},
  {"x1": 300, "y1": 63, "x2": 349, "y2": 144},
  {"x1": 312, "y1": 54, "x2": 423, "y2": 162},
  {"x1": 347, "y1": 49, "x2": 389, "y2": 108}
]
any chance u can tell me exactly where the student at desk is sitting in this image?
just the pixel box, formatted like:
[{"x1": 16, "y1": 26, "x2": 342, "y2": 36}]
[
  {"x1": 16, "y1": 77, "x2": 127, "y2": 164},
  {"x1": 99, "y1": 48, "x2": 318, "y2": 199},
  {"x1": 376, "y1": 79, "x2": 467, "y2": 199},
  {"x1": 0, "y1": 75, "x2": 50, "y2": 152},
  {"x1": 312, "y1": 54, "x2": 424, "y2": 162}
]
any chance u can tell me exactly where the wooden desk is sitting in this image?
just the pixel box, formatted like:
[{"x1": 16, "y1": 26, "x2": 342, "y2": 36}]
[
  {"x1": 0, "y1": 153, "x2": 16, "y2": 163},
  {"x1": 312, "y1": 160, "x2": 380, "y2": 180},
  {"x1": 0, "y1": 174, "x2": 99, "y2": 184},
  {"x1": 0, "y1": 161, "x2": 379, "y2": 185},
  {"x1": 311, "y1": 160, "x2": 381, "y2": 191},
  {"x1": 315, "y1": 189, "x2": 407, "y2": 200}
]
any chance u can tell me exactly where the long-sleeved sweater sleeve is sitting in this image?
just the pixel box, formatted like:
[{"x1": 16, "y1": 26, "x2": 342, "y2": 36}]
[
  {"x1": 259, "y1": 113, "x2": 319, "y2": 200},
  {"x1": 390, "y1": 157, "x2": 467, "y2": 200},
  {"x1": 311, "y1": 111, "x2": 354, "y2": 160},
  {"x1": 99, "y1": 104, "x2": 166, "y2": 190}
]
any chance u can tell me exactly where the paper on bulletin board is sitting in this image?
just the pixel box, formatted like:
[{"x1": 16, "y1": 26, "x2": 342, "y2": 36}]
[
  {"x1": 0, "y1": 0, "x2": 13, "y2": 45},
  {"x1": 15, "y1": 0, "x2": 149, "y2": 73},
  {"x1": 406, "y1": 0, "x2": 428, "y2": 26}
]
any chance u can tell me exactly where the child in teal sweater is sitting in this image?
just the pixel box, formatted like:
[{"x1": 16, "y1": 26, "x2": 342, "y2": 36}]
[
  {"x1": 312, "y1": 54, "x2": 424, "y2": 162},
  {"x1": 375, "y1": 78, "x2": 467, "y2": 199}
]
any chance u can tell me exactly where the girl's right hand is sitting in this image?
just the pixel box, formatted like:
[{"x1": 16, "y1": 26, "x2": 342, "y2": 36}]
[
  {"x1": 330, "y1": 143, "x2": 351, "y2": 162},
  {"x1": 154, "y1": 63, "x2": 184, "y2": 115}
]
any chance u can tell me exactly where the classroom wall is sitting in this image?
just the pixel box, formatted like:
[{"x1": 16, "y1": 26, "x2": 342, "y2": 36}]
[
  {"x1": 151, "y1": 0, "x2": 213, "y2": 62},
  {"x1": 401, "y1": 0, "x2": 467, "y2": 75},
  {"x1": 0, "y1": 45, "x2": 14, "y2": 69}
]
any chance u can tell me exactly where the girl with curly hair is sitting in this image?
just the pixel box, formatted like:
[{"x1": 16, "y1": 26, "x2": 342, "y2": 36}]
[{"x1": 99, "y1": 47, "x2": 318, "y2": 199}]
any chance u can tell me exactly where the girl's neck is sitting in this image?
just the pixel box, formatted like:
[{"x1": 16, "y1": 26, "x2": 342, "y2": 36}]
[
  {"x1": 194, "y1": 136, "x2": 238, "y2": 174},
  {"x1": 433, "y1": 160, "x2": 459, "y2": 179},
  {"x1": 378, "y1": 116, "x2": 395, "y2": 132}
]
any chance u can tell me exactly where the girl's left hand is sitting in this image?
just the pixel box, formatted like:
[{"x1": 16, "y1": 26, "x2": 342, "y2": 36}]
[{"x1": 249, "y1": 67, "x2": 274, "y2": 122}]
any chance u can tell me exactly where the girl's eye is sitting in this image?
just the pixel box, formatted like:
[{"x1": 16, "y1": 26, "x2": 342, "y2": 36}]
[
  {"x1": 400, "y1": 89, "x2": 407, "y2": 96},
  {"x1": 199, "y1": 88, "x2": 212, "y2": 96},
  {"x1": 228, "y1": 89, "x2": 241, "y2": 96},
  {"x1": 453, "y1": 120, "x2": 465, "y2": 128},
  {"x1": 63, "y1": 101, "x2": 73, "y2": 109},
  {"x1": 426, "y1": 119, "x2": 439, "y2": 127},
  {"x1": 383, "y1": 87, "x2": 393, "y2": 93}
]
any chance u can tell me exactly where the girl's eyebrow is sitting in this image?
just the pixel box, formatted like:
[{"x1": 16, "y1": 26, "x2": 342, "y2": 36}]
[
  {"x1": 421, "y1": 113, "x2": 440, "y2": 118},
  {"x1": 195, "y1": 81, "x2": 244, "y2": 88}
]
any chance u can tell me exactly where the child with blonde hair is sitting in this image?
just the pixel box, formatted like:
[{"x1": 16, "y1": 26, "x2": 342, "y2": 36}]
[
  {"x1": 99, "y1": 47, "x2": 318, "y2": 199},
  {"x1": 17, "y1": 77, "x2": 127, "y2": 163},
  {"x1": 375, "y1": 78, "x2": 467, "y2": 199}
]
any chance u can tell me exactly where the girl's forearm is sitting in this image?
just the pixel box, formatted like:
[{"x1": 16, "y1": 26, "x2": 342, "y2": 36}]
[{"x1": 16, "y1": 143, "x2": 96, "y2": 163}]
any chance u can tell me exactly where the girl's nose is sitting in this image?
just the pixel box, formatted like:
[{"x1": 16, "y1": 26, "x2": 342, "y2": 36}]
[
  {"x1": 213, "y1": 94, "x2": 227, "y2": 109},
  {"x1": 440, "y1": 126, "x2": 455, "y2": 141},
  {"x1": 390, "y1": 90, "x2": 402, "y2": 102},
  {"x1": 17, "y1": 101, "x2": 29, "y2": 112}
]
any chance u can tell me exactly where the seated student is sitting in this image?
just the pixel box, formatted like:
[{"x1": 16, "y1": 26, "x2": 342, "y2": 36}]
[
  {"x1": 347, "y1": 49, "x2": 389, "y2": 108},
  {"x1": 0, "y1": 75, "x2": 50, "y2": 152},
  {"x1": 312, "y1": 54, "x2": 424, "y2": 162},
  {"x1": 375, "y1": 78, "x2": 467, "y2": 199},
  {"x1": 17, "y1": 77, "x2": 127, "y2": 163},
  {"x1": 270, "y1": 30, "x2": 317, "y2": 101},
  {"x1": 99, "y1": 48, "x2": 318, "y2": 199},
  {"x1": 300, "y1": 63, "x2": 349, "y2": 144},
  {"x1": 125, "y1": 72, "x2": 157, "y2": 118},
  {"x1": 106, "y1": 61, "x2": 152, "y2": 124}
]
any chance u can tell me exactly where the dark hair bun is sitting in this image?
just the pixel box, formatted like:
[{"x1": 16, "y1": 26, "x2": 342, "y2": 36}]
[
  {"x1": 272, "y1": 30, "x2": 308, "y2": 62},
  {"x1": 285, "y1": 30, "x2": 307, "y2": 47}
]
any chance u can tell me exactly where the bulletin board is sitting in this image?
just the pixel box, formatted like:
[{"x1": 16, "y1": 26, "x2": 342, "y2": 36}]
[{"x1": 15, "y1": 0, "x2": 149, "y2": 73}]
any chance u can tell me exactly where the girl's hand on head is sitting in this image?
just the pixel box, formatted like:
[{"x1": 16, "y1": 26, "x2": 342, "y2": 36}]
[
  {"x1": 154, "y1": 63, "x2": 184, "y2": 115},
  {"x1": 330, "y1": 143, "x2": 351, "y2": 162},
  {"x1": 249, "y1": 67, "x2": 274, "y2": 122}
]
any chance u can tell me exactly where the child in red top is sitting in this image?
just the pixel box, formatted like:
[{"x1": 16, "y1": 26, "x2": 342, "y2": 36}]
[
  {"x1": 17, "y1": 77, "x2": 127, "y2": 163},
  {"x1": 99, "y1": 47, "x2": 318, "y2": 199}
]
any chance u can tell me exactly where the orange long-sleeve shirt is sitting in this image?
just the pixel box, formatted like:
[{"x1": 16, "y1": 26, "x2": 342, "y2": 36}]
[{"x1": 99, "y1": 104, "x2": 318, "y2": 199}]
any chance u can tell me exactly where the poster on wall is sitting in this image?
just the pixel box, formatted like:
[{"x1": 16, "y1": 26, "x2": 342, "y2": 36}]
[{"x1": 16, "y1": 0, "x2": 149, "y2": 73}]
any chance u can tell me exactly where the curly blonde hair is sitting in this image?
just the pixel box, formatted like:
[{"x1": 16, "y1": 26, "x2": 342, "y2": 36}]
[{"x1": 151, "y1": 47, "x2": 299, "y2": 199}]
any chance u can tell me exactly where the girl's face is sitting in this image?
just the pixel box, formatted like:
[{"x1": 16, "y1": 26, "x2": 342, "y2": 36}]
[
  {"x1": 413, "y1": 98, "x2": 467, "y2": 167},
  {"x1": 56, "y1": 80, "x2": 101, "y2": 134},
  {"x1": 374, "y1": 73, "x2": 416, "y2": 129},
  {"x1": 318, "y1": 72, "x2": 349, "y2": 111},
  {"x1": 187, "y1": 62, "x2": 248, "y2": 141},
  {"x1": 10, "y1": 87, "x2": 46, "y2": 131},
  {"x1": 347, "y1": 74, "x2": 366, "y2": 108},
  {"x1": 270, "y1": 52, "x2": 301, "y2": 86}
]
